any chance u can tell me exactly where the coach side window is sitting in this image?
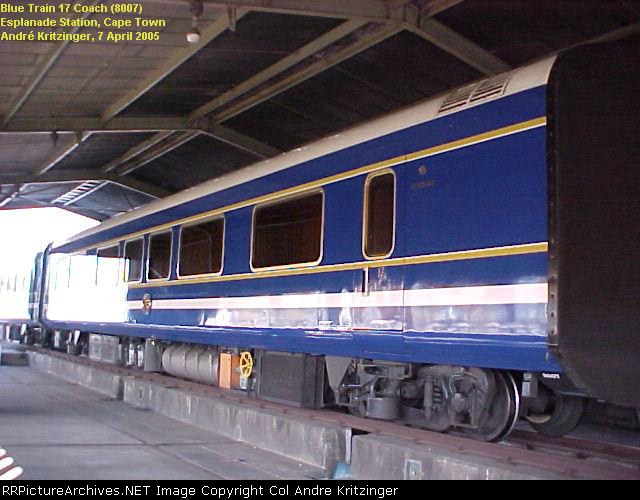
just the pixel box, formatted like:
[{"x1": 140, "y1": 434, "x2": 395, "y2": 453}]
[
  {"x1": 148, "y1": 231, "x2": 172, "y2": 280},
  {"x1": 97, "y1": 245, "x2": 121, "y2": 286},
  {"x1": 49, "y1": 254, "x2": 70, "y2": 290},
  {"x1": 252, "y1": 191, "x2": 324, "y2": 270},
  {"x1": 124, "y1": 239, "x2": 143, "y2": 283},
  {"x1": 364, "y1": 171, "x2": 395, "y2": 258},
  {"x1": 179, "y1": 218, "x2": 224, "y2": 277},
  {"x1": 69, "y1": 253, "x2": 97, "y2": 288}
]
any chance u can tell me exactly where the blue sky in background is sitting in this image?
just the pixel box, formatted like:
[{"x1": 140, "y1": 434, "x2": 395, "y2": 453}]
[{"x1": 0, "y1": 208, "x2": 98, "y2": 275}]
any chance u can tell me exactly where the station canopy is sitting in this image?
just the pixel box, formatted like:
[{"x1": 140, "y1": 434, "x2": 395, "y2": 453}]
[{"x1": 1, "y1": 0, "x2": 638, "y2": 220}]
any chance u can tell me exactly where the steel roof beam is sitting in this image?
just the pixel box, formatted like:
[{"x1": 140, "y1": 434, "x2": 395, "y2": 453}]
[
  {"x1": 31, "y1": 169, "x2": 110, "y2": 184},
  {"x1": 403, "y1": 4, "x2": 510, "y2": 75},
  {"x1": 104, "y1": 175, "x2": 172, "y2": 198},
  {"x1": 0, "y1": 185, "x2": 22, "y2": 208},
  {"x1": 202, "y1": 125, "x2": 282, "y2": 158},
  {"x1": 2, "y1": 0, "x2": 103, "y2": 127},
  {"x1": 32, "y1": 132, "x2": 92, "y2": 177},
  {"x1": 101, "y1": 10, "x2": 248, "y2": 122},
  {"x1": 2, "y1": 117, "x2": 190, "y2": 134},
  {"x1": 420, "y1": 0, "x2": 464, "y2": 17},
  {"x1": 101, "y1": 122, "x2": 281, "y2": 179},
  {"x1": 584, "y1": 21, "x2": 640, "y2": 43},
  {"x1": 201, "y1": 22, "x2": 404, "y2": 125},
  {"x1": 101, "y1": 132, "x2": 175, "y2": 173},
  {"x1": 188, "y1": 19, "x2": 368, "y2": 122},
  {"x1": 115, "y1": 131, "x2": 201, "y2": 176}
]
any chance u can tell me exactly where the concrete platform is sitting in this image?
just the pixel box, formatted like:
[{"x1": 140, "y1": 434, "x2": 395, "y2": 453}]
[
  {"x1": 0, "y1": 344, "x2": 28, "y2": 366},
  {"x1": 123, "y1": 377, "x2": 348, "y2": 472},
  {"x1": 349, "y1": 434, "x2": 558, "y2": 480},
  {"x1": 29, "y1": 351, "x2": 124, "y2": 400},
  {"x1": 0, "y1": 365, "x2": 322, "y2": 480},
  {"x1": 27, "y1": 350, "x2": 348, "y2": 473}
]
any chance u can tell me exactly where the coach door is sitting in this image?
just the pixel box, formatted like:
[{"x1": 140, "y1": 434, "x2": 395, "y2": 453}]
[{"x1": 352, "y1": 169, "x2": 405, "y2": 353}]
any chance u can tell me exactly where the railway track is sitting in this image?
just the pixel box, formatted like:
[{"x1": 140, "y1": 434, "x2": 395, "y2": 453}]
[
  {"x1": 505, "y1": 430, "x2": 640, "y2": 472},
  {"x1": 25, "y1": 345, "x2": 640, "y2": 480}
]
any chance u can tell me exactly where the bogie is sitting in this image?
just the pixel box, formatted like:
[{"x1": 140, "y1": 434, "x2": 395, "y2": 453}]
[{"x1": 334, "y1": 360, "x2": 523, "y2": 441}]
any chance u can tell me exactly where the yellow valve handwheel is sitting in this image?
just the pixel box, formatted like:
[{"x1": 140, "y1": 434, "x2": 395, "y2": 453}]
[{"x1": 239, "y1": 351, "x2": 253, "y2": 378}]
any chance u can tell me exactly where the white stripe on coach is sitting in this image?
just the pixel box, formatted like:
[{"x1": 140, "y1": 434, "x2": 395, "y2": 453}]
[{"x1": 127, "y1": 283, "x2": 547, "y2": 310}]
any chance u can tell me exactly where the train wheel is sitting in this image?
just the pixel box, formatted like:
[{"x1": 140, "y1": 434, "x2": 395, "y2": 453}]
[
  {"x1": 464, "y1": 371, "x2": 520, "y2": 442},
  {"x1": 527, "y1": 393, "x2": 585, "y2": 437}
]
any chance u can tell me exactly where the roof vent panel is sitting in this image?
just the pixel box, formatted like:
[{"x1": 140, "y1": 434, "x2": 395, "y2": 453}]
[
  {"x1": 438, "y1": 74, "x2": 512, "y2": 115},
  {"x1": 438, "y1": 85, "x2": 475, "y2": 113},
  {"x1": 469, "y1": 74, "x2": 512, "y2": 102}
]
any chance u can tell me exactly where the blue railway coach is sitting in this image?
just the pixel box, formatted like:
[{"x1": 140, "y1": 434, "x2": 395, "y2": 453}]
[{"x1": 2, "y1": 39, "x2": 639, "y2": 441}]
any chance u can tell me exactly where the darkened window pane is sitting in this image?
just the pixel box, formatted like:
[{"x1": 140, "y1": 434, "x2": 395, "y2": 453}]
[
  {"x1": 252, "y1": 193, "x2": 323, "y2": 269},
  {"x1": 124, "y1": 239, "x2": 143, "y2": 282},
  {"x1": 97, "y1": 245, "x2": 120, "y2": 286},
  {"x1": 179, "y1": 219, "x2": 224, "y2": 277},
  {"x1": 365, "y1": 173, "x2": 395, "y2": 257},
  {"x1": 98, "y1": 246, "x2": 119, "y2": 258},
  {"x1": 148, "y1": 232, "x2": 172, "y2": 280}
]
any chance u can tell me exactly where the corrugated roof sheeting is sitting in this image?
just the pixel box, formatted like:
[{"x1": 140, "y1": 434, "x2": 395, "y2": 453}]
[
  {"x1": 122, "y1": 12, "x2": 342, "y2": 116},
  {"x1": 129, "y1": 134, "x2": 259, "y2": 192},
  {"x1": 53, "y1": 133, "x2": 157, "y2": 172},
  {"x1": 221, "y1": 31, "x2": 483, "y2": 151},
  {"x1": 436, "y1": 0, "x2": 640, "y2": 66},
  {"x1": 0, "y1": 133, "x2": 76, "y2": 179},
  {"x1": 7, "y1": 0, "x2": 226, "y2": 120}
]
